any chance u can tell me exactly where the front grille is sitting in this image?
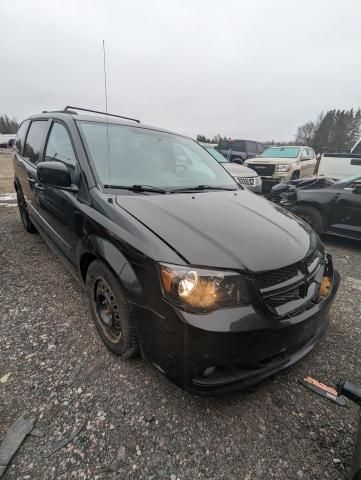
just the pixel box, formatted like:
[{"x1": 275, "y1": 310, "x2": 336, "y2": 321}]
[
  {"x1": 238, "y1": 177, "x2": 255, "y2": 187},
  {"x1": 305, "y1": 250, "x2": 317, "y2": 266},
  {"x1": 266, "y1": 286, "x2": 302, "y2": 308},
  {"x1": 256, "y1": 262, "x2": 300, "y2": 289},
  {"x1": 255, "y1": 249, "x2": 325, "y2": 317},
  {"x1": 248, "y1": 163, "x2": 275, "y2": 176}
]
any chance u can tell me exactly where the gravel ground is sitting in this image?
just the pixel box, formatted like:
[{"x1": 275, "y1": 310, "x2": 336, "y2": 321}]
[{"x1": 1, "y1": 204, "x2": 361, "y2": 480}]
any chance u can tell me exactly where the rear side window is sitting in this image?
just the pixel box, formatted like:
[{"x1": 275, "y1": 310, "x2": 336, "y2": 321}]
[
  {"x1": 14, "y1": 120, "x2": 30, "y2": 154},
  {"x1": 233, "y1": 141, "x2": 245, "y2": 152},
  {"x1": 217, "y1": 140, "x2": 245, "y2": 152},
  {"x1": 44, "y1": 123, "x2": 77, "y2": 170},
  {"x1": 257, "y1": 143, "x2": 264, "y2": 154},
  {"x1": 246, "y1": 141, "x2": 257, "y2": 154},
  {"x1": 23, "y1": 121, "x2": 48, "y2": 164}
]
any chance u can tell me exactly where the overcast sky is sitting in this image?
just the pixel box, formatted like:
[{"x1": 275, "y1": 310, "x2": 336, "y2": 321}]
[{"x1": 1, "y1": 0, "x2": 361, "y2": 141}]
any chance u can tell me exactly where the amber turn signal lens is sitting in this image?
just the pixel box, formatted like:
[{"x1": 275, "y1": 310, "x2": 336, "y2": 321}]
[
  {"x1": 160, "y1": 267, "x2": 178, "y2": 293},
  {"x1": 319, "y1": 276, "x2": 332, "y2": 297}
]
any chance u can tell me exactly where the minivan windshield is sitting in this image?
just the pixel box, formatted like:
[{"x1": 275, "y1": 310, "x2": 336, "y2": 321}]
[
  {"x1": 78, "y1": 122, "x2": 237, "y2": 191},
  {"x1": 261, "y1": 147, "x2": 300, "y2": 158}
]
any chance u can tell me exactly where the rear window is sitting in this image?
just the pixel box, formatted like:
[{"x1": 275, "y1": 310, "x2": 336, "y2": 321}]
[
  {"x1": 23, "y1": 121, "x2": 48, "y2": 164},
  {"x1": 218, "y1": 140, "x2": 245, "y2": 152},
  {"x1": 14, "y1": 120, "x2": 30, "y2": 155}
]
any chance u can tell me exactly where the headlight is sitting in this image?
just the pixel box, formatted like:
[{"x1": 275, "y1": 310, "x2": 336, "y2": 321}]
[
  {"x1": 277, "y1": 164, "x2": 290, "y2": 172},
  {"x1": 159, "y1": 263, "x2": 249, "y2": 312}
]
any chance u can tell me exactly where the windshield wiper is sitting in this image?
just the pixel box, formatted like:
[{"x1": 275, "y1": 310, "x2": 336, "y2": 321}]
[
  {"x1": 170, "y1": 185, "x2": 237, "y2": 193},
  {"x1": 104, "y1": 184, "x2": 168, "y2": 194}
]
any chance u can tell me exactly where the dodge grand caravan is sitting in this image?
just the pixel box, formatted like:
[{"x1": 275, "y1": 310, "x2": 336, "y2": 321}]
[{"x1": 13, "y1": 107, "x2": 339, "y2": 394}]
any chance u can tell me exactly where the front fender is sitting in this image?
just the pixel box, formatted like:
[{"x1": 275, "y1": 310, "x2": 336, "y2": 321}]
[{"x1": 76, "y1": 235, "x2": 143, "y2": 299}]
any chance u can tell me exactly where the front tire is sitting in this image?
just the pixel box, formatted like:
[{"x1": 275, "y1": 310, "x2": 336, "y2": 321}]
[
  {"x1": 291, "y1": 205, "x2": 323, "y2": 235},
  {"x1": 16, "y1": 190, "x2": 37, "y2": 233},
  {"x1": 86, "y1": 260, "x2": 139, "y2": 358}
]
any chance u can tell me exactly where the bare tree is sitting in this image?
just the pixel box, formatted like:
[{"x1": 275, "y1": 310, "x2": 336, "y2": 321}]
[{"x1": 295, "y1": 121, "x2": 315, "y2": 145}]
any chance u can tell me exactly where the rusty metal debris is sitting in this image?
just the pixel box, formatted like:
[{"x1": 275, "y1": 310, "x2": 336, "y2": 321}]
[{"x1": 300, "y1": 376, "x2": 346, "y2": 406}]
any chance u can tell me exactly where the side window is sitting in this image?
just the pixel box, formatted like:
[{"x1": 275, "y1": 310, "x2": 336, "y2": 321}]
[
  {"x1": 23, "y1": 121, "x2": 48, "y2": 164},
  {"x1": 301, "y1": 147, "x2": 308, "y2": 159},
  {"x1": 307, "y1": 148, "x2": 314, "y2": 159},
  {"x1": 14, "y1": 120, "x2": 30, "y2": 155},
  {"x1": 44, "y1": 123, "x2": 77, "y2": 170}
]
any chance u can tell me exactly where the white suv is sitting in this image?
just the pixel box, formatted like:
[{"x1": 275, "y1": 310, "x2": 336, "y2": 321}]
[{"x1": 245, "y1": 146, "x2": 316, "y2": 192}]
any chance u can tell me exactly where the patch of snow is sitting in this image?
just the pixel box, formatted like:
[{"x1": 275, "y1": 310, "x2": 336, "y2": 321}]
[{"x1": 0, "y1": 193, "x2": 16, "y2": 201}]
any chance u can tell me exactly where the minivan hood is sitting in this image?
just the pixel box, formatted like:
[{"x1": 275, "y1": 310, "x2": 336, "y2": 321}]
[
  {"x1": 222, "y1": 163, "x2": 258, "y2": 178},
  {"x1": 115, "y1": 190, "x2": 312, "y2": 272}
]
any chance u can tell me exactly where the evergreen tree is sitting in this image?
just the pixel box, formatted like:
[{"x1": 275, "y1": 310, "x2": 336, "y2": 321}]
[
  {"x1": 297, "y1": 108, "x2": 361, "y2": 153},
  {"x1": 0, "y1": 115, "x2": 18, "y2": 133}
]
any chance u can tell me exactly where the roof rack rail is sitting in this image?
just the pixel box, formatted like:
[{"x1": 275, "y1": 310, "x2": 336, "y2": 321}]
[
  {"x1": 64, "y1": 106, "x2": 141, "y2": 123},
  {"x1": 42, "y1": 109, "x2": 78, "y2": 114}
]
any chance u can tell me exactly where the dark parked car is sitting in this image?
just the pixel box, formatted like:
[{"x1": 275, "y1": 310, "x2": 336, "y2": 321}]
[
  {"x1": 217, "y1": 139, "x2": 264, "y2": 164},
  {"x1": 270, "y1": 175, "x2": 361, "y2": 240},
  {"x1": 13, "y1": 107, "x2": 339, "y2": 394}
]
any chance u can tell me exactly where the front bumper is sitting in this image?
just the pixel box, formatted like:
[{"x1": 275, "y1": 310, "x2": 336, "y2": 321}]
[{"x1": 132, "y1": 262, "x2": 340, "y2": 395}]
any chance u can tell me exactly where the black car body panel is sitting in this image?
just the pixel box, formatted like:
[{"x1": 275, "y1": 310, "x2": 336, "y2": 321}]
[
  {"x1": 270, "y1": 175, "x2": 361, "y2": 241},
  {"x1": 13, "y1": 110, "x2": 339, "y2": 394},
  {"x1": 116, "y1": 189, "x2": 313, "y2": 271}
]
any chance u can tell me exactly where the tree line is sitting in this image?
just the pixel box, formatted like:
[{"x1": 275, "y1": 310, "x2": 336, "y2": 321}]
[
  {"x1": 197, "y1": 108, "x2": 361, "y2": 153},
  {"x1": 196, "y1": 134, "x2": 227, "y2": 144},
  {"x1": 295, "y1": 109, "x2": 361, "y2": 153},
  {"x1": 0, "y1": 115, "x2": 18, "y2": 134}
]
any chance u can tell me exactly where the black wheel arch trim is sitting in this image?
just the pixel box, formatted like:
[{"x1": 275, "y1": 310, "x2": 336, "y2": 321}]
[{"x1": 76, "y1": 235, "x2": 143, "y2": 299}]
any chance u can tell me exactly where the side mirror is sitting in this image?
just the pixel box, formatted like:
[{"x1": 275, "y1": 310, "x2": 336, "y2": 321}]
[
  {"x1": 37, "y1": 161, "x2": 73, "y2": 189},
  {"x1": 352, "y1": 181, "x2": 361, "y2": 194}
]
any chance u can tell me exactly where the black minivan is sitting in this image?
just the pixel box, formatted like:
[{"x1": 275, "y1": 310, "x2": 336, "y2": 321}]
[{"x1": 13, "y1": 107, "x2": 339, "y2": 394}]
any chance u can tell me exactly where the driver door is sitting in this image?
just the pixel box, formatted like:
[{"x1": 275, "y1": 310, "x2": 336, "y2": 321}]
[
  {"x1": 329, "y1": 180, "x2": 361, "y2": 239},
  {"x1": 36, "y1": 120, "x2": 81, "y2": 262}
]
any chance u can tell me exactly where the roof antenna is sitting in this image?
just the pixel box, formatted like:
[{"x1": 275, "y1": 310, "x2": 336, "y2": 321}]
[{"x1": 102, "y1": 40, "x2": 113, "y2": 203}]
